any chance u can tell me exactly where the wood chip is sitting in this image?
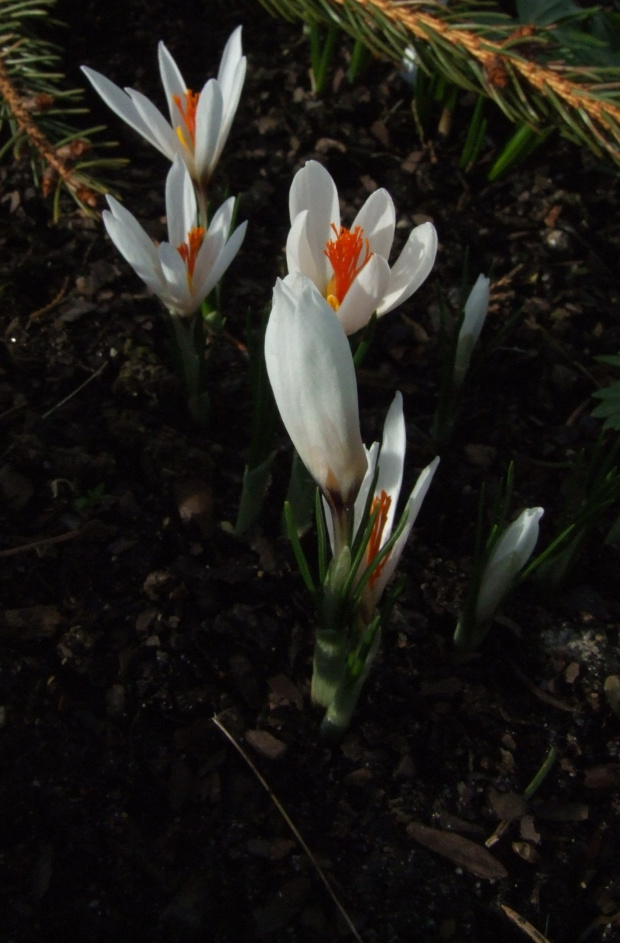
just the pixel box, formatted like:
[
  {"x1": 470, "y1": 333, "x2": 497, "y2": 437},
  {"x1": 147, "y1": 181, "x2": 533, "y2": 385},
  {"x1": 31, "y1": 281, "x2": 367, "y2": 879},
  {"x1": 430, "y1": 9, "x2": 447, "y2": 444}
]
[
  {"x1": 406, "y1": 821, "x2": 508, "y2": 880},
  {"x1": 245, "y1": 729, "x2": 288, "y2": 760},
  {"x1": 532, "y1": 800, "x2": 588, "y2": 821},
  {"x1": 370, "y1": 119, "x2": 389, "y2": 148},
  {"x1": 314, "y1": 137, "x2": 346, "y2": 155},
  {"x1": 583, "y1": 764, "x2": 620, "y2": 790},
  {"x1": 604, "y1": 675, "x2": 620, "y2": 719},
  {"x1": 488, "y1": 789, "x2": 528, "y2": 822},
  {"x1": 343, "y1": 768, "x2": 373, "y2": 787},
  {"x1": 512, "y1": 841, "x2": 540, "y2": 864},
  {"x1": 267, "y1": 674, "x2": 304, "y2": 711},
  {"x1": 0, "y1": 605, "x2": 64, "y2": 639},
  {"x1": 501, "y1": 903, "x2": 552, "y2": 942},
  {"x1": 520, "y1": 815, "x2": 541, "y2": 844},
  {"x1": 173, "y1": 477, "x2": 213, "y2": 537}
]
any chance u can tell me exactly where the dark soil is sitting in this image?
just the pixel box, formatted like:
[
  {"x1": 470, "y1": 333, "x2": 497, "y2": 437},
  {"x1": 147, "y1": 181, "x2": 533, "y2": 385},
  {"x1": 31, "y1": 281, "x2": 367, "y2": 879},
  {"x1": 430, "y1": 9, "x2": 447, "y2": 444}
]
[{"x1": 1, "y1": 1, "x2": 620, "y2": 941}]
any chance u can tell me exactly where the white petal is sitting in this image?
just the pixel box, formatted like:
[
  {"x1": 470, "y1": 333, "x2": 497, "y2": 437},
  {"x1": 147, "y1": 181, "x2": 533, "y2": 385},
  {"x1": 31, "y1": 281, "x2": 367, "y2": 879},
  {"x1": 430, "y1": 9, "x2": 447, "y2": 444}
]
[
  {"x1": 195, "y1": 220, "x2": 247, "y2": 298},
  {"x1": 105, "y1": 196, "x2": 158, "y2": 263},
  {"x1": 375, "y1": 391, "x2": 406, "y2": 540},
  {"x1": 217, "y1": 26, "x2": 243, "y2": 90},
  {"x1": 286, "y1": 211, "x2": 329, "y2": 294},
  {"x1": 211, "y1": 56, "x2": 246, "y2": 172},
  {"x1": 353, "y1": 440, "x2": 380, "y2": 538},
  {"x1": 128, "y1": 89, "x2": 185, "y2": 164},
  {"x1": 376, "y1": 221, "x2": 437, "y2": 315},
  {"x1": 193, "y1": 201, "x2": 235, "y2": 283},
  {"x1": 159, "y1": 242, "x2": 193, "y2": 314},
  {"x1": 335, "y1": 254, "x2": 390, "y2": 335},
  {"x1": 289, "y1": 161, "x2": 339, "y2": 230},
  {"x1": 214, "y1": 27, "x2": 246, "y2": 170},
  {"x1": 206, "y1": 195, "x2": 235, "y2": 242},
  {"x1": 265, "y1": 276, "x2": 367, "y2": 505},
  {"x1": 165, "y1": 156, "x2": 197, "y2": 249},
  {"x1": 103, "y1": 208, "x2": 167, "y2": 299},
  {"x1": 492, "y1": 507, "x2": 543, "y2": 569},
  {"x1": 351, "y1": 189, "x2": 395, "y2": 260},
  {"x1": 194, "y1": 80, "x2": 224, "y2": 184},
  {"x1": 158, "y1": 42, "x2": 187, "y2": 125},
  {"x1": 454, "y1": 274, "x2": 490, "y2": 386},
  {"x1": 475, "y1": 507, "x2": 543, "y2": 626},
  {"x1": 462, "y1": 274, "x2": 491, "y2": 340},
  {"x1": 287, "y1": 163, "x2": 341, "y2": 293},
  {"x1": 476, "y1": 509, "x2": 544, "y2": 625},
  {"x1": 81, "y1": 67, "x2": 157, "y2": 145},
  {"x1": 371, "y1": 456, "x2": 440, "y2": 602}
]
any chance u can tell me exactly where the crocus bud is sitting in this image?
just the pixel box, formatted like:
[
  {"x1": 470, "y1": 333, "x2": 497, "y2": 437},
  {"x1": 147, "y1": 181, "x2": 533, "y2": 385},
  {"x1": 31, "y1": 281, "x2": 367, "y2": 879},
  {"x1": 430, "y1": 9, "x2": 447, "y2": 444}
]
[
  {"x1": 265, "y1": 275, "x2": 368, "y2": 510},
  {"x1": 475, "y1": 507, "x2": 544, "y2": 627},
  {"x1": 453, "y1": 274, "x2": 490, "y2": 389}
]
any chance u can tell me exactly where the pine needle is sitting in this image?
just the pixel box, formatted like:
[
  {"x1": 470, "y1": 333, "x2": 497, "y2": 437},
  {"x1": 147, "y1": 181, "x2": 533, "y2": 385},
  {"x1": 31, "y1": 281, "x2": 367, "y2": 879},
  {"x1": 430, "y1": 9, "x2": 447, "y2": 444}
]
[{"x1": 259, "y1": 0, "x2": 620, "y2": 168}]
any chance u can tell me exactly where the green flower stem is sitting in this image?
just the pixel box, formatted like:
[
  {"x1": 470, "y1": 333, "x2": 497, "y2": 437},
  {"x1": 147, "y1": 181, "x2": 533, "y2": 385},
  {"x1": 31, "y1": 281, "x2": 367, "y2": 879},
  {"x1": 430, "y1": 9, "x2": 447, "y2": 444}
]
[
  {"x1": 169, "y1": 312, "x2": 210, "y2": 426},
  {"x1": 311, "y1": 629, "x2": 348, "y2": 709},
  {"x1": 319, "y1": 624, "x2": 382, "y2": 739},
  {"x1": 170, "y1": 312, "x2": 203, "y2": 397}
]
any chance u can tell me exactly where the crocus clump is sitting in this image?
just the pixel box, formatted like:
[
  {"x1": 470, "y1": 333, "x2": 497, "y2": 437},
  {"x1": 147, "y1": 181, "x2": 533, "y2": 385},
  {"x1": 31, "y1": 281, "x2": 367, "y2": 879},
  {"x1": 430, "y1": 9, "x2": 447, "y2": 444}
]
[{"x1": 265, "y1": 272, "x2": 439, "y2": 735}]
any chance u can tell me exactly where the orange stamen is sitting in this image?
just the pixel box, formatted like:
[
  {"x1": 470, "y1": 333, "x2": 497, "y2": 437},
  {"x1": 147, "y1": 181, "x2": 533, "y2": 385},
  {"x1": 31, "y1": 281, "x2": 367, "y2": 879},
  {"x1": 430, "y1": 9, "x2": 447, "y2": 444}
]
[
  {"x1": 172, "y1": 89, "x2": 199, "y2": 148},
  {"x1": 324, "y1": 223, "x2": 373, "y2": 311},
  {"x1": 177, "y1": 226, "x2": 205, "y2": 286},
  {"x1": 366, "y1": 490, "x2": 392, "y2": 586}
]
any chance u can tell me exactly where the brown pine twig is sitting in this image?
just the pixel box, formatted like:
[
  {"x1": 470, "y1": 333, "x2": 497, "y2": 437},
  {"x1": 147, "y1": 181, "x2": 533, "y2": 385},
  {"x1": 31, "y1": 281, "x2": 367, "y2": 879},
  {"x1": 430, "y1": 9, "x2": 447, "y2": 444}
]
[
  {"x1": 342, "y1": 0, "x2": 620, "y2": 160},
  {"x1": 0, "y1": 44, "x2": 97, "y2": 204}
]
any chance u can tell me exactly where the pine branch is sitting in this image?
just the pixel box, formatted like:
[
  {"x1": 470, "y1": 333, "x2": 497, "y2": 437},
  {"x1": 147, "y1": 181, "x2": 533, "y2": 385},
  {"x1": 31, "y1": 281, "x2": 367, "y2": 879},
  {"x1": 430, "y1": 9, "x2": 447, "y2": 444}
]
[
  {"x1": 259, "y1": 0, "x2": 620, "y2": 168},
  {"x1": 0, "y1": 0, "x2": 126, "y2": 219}
]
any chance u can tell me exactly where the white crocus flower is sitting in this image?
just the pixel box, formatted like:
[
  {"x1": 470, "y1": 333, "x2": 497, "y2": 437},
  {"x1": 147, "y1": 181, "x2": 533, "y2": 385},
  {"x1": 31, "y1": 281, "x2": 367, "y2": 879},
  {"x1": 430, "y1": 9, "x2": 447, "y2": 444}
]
[
  {"x1": 103, "y1": 156, "x2": 247, "y2": 316},
  {"x1": 475, "y1": 507, "x2": 544, "y2": 627},
  {"x1": 286, "y1": 160, "x2": 437, "y2": 335},
  {"x1": 355, "y1": 393, "x2": 439, "y2": 613},
  {"x1": 453, "y1": 274, "x2": 490, "y2": 388},
  {"x1": 82, "y1": 26, "x2": 246, "y2": 188},
  {"x1": 265, "y1": 274, "x2": 368, "y2": 512},
  {"x1": 324, "y1": 391, "x2": 439, "y2": 613}
]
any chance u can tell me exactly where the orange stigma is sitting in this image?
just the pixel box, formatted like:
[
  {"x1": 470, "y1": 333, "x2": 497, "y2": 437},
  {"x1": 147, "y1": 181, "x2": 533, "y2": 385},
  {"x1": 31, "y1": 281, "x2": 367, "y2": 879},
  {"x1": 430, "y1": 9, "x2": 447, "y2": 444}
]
[
  {"x1": 324, "y1": 223, "x2": 373, "y2": 311},
  {"x1": 173, "y1": 89, "x2": 199, "y2": 148},
  {"x1": 177, "y1": 226, "x2": 205, "y2": 286},
  {"x1": 366, "y1": 490, "x2": 392, "y2": 586}
]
